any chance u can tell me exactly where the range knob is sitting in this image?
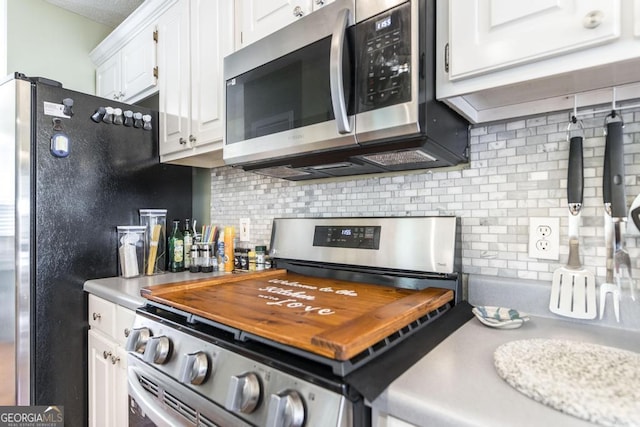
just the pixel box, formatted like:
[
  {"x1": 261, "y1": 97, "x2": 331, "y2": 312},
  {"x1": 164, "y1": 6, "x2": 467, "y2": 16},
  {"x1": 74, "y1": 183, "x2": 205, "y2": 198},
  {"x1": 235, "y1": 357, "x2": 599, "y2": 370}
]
[
  {"x1": 125, "y1": 327, "x2": 151, "y2": 354},
  {"x1": 266, "y1": 390, "x2": 305, "y2": 427},
  {"x1": 225, "y1": 373, "x2": 261, "y2": 413},
  {"x1": 180, "y1": 352, "x2": 210, "y2": 385},
  {"x1": 142, "y1": 335, "x2": 172, "y2": 364}
]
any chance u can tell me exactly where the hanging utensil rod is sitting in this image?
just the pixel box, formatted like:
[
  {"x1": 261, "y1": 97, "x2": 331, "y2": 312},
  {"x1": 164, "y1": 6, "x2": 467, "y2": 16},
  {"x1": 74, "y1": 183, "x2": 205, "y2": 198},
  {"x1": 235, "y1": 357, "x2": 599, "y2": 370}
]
[{"x1": 572, "y1": 85, "x2": 640, "y2": 119}]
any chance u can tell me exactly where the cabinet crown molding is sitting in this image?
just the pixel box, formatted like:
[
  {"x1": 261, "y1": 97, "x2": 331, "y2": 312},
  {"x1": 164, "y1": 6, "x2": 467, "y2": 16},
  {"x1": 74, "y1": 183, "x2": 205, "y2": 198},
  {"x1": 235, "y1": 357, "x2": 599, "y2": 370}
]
[{"x1": 90, "y1": 0, "x2": 178, "y2": 65}]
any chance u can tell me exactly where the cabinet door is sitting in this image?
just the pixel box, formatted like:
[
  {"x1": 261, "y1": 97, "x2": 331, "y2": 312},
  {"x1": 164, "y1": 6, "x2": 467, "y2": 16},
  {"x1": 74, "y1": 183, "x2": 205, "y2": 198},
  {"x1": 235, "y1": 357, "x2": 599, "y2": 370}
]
[
  {"x1": 88, "y1": 330, "x2": 116, "y2": 427},
  {"x1": 312, "y1": 0, "x2": 333, "y2": 12},
  {"x1": 88, "y1": 294, "x2": 116, "y2": 338},
  {"x1": 449, "y1": 0, "x2": 621, "y2": 80},
  {"x1": 635, "y1": 0, "x2": 640, "y2": 37},
  {"x1": 190, "y1": 0, "x2": 234, "y2": 147},
  {"x1": 121, "y1": 24, "x2": 158, "y2": 103},
  {"x1": 158, "y1": 0, "x2": 191, "y2": 156},
  {"x1": 114, "y1": 346, "x2": 129, "y2": 427},
  {"x1": 96, "y1": 54, "x2": 121, "y2": 101},
  {"x1": 239, "y1": 0, "x2": 312, "y2": 47},
  {"x1": 115, "y1": 305, "x2": 135, "y2": 347}
]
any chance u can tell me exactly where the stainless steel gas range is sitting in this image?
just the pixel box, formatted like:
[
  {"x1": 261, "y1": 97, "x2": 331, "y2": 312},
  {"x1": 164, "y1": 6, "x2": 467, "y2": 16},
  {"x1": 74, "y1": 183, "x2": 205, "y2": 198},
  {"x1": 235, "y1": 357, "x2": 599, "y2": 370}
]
[{"x1": 126, "y1": 217, "x2": 471, "y2": 427}]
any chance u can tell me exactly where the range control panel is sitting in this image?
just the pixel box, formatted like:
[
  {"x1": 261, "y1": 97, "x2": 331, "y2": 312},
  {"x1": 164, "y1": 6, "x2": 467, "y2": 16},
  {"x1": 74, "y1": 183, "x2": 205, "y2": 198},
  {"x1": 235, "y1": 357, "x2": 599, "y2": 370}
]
[
  {"x1": 312, "y1": 225, "x2": 381, "y2": 249},
  {"x1": 357, "y1": 2, "x2": 411, "y2": 112}
]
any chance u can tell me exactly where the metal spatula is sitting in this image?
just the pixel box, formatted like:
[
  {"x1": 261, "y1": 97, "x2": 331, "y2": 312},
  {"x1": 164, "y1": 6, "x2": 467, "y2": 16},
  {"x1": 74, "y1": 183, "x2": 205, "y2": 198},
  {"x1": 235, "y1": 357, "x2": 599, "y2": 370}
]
[
  {"x1": 549, "y1": 129, "x2": 597, "y2": 319},
  {"x1": 550, "y1": 239, "x2": 597, "y2": 318}
]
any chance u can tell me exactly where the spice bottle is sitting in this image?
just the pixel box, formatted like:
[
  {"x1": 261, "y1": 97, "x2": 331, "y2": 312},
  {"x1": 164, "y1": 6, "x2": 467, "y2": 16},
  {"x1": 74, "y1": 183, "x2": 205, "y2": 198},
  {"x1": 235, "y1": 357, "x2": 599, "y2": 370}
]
[
  {"x1": 189, "y1": 241, "x2": 200, "y2": 273},
  {"x1": 217, "y1": 230, "x2": 225, "y2": 271},
  {"x1": 235, "y1": 247, "x2": 249, "y2": 270},
  {"x1": 264, "y1": 250, "x2": 272, "y2": 269},
  {"x1": 200, "y1": 243, "x2": 213, "y2": 273},
  {"x1": 255, "y1": 245, "x2": 266, "y2": 271},
  {"x1": 248, "y1": 250, "x2": 256, "y2": 271}
]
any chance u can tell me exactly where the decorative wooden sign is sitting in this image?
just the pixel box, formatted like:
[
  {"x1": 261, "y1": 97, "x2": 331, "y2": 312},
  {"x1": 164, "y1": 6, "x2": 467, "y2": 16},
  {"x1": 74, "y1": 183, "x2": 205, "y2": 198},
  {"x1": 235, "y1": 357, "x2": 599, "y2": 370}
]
[{"x1": 142, "y1": 270, "x2": 453, "y2": 360}]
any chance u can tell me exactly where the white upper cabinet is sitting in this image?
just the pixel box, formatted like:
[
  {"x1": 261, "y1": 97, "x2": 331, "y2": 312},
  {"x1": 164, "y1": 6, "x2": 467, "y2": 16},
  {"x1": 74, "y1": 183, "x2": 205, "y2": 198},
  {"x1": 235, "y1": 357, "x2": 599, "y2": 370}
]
[
  {"x1": 239, "y1": 0, "x2": 311, "y2": 47},
  {"x1": 190, "y1": 0, "x2": 229, "y2": 148},
  {"x1": 91, "y1": 1, "x2": 175, "y2": 103},
  {"x1": 157, "y1": 0, "x2": 234, "y2": 168},
  {"x1": 236, "y1": 0, "x2": 333, "y2": 48},
  {"x1": 157, "y1": 0, "x2": 190, "y2": 157},
  {"x1": 96, "y1": 23, "x2": 157, "y2": 103},
  {"x1": 121, "y1": 26, "x2": 158, "y2": 100},
  {"x1": 95, "y1": 54, "x2": 121, "y2": 101},
  {"x1": 437, "y1": 0, "x2": 640, "y2": 123},
  {"x1": 448, "y1": 0, "x2": 620, "y2": 80}
]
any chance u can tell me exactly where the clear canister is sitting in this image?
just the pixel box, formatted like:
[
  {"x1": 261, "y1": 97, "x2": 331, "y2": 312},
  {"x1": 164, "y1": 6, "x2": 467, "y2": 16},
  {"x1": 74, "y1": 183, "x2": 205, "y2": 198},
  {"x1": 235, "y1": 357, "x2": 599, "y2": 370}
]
[
  {"x1": 139, "y1": 209, "x2": 167, "y2": 275},
  {"x1": 116, "y1": 226, "x2": 146, "y2": 278}
]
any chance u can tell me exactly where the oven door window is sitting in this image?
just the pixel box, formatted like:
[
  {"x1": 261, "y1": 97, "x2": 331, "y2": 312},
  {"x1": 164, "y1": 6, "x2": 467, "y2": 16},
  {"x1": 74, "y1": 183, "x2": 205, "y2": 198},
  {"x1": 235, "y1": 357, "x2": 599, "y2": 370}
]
[{"x1": 226, "y1": 35, "x2": 353, "y2": 145}]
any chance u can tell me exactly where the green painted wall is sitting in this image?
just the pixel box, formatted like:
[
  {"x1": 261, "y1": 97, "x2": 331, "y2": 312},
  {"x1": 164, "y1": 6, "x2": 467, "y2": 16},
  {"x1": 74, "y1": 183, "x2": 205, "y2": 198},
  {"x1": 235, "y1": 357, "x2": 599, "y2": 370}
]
[{"x1": 5, "y1": 0, "x2": 112, "y2": 93}]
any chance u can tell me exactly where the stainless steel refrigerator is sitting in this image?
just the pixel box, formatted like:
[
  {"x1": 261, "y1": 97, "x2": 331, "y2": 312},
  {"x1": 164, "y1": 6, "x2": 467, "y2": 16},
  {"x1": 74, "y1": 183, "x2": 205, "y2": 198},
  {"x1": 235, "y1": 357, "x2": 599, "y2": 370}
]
[{"x1": 0, "y1": 74, "x2": 192, "y2": 426}]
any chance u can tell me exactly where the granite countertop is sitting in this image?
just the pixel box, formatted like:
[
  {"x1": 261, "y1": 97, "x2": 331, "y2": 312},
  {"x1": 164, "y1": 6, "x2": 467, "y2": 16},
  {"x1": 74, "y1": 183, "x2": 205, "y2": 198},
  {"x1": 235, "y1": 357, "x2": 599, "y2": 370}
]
[{"x1": 83, "y1": 271, "x2": 229, "y2": 310}]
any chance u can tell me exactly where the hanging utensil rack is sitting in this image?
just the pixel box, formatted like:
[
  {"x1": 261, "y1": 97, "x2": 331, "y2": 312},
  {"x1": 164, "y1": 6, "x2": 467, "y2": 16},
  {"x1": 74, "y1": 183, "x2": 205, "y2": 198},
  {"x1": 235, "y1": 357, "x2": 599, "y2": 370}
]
[{"x1": 571, "y1": 86, "x2": 640, "y2": 120}]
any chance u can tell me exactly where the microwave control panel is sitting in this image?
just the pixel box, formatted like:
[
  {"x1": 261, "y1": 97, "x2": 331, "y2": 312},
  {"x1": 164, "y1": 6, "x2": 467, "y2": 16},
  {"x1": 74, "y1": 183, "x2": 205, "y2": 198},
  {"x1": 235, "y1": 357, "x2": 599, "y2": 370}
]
[{"x1": 357, "y1": 2, "x2": 411, "y2": 112}]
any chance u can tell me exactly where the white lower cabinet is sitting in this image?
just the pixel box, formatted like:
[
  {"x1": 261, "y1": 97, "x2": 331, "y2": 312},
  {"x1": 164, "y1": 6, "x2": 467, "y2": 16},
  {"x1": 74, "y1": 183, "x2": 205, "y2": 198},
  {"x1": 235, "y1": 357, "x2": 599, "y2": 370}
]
[{"x1": 88, "y1": 295, "x2": 134, "y2": 427}]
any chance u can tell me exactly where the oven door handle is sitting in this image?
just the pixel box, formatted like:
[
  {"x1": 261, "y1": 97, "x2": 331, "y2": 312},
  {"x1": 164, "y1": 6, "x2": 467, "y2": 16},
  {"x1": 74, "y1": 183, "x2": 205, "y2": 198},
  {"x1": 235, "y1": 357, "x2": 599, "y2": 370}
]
[
  {"x1": 330, "y1": 7, "x2": 351, "y2": 134},
  {"x1": 128, "y1": 366, "x2": 186, "y2": 427}
]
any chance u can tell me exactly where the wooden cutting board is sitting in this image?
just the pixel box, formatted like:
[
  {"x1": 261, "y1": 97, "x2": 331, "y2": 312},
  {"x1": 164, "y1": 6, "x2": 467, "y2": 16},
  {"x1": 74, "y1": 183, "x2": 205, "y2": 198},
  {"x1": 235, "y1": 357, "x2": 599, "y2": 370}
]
[{"x1": 142, "y1": 270, "x2": 453, "y2": 361}]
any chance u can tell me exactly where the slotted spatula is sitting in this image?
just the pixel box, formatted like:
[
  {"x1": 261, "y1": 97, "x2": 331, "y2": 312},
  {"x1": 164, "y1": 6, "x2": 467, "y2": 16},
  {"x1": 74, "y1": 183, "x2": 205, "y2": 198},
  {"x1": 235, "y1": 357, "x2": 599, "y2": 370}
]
[{"x1": 549, "y1": 128, "x2": 597, "y2": 319}]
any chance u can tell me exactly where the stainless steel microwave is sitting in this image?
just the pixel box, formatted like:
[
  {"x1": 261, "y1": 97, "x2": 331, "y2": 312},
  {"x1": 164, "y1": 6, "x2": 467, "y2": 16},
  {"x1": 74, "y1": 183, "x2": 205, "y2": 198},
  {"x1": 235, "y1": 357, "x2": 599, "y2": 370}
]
[{"x1": 223, "y1": 0, "x2": 468, "y2": 180}]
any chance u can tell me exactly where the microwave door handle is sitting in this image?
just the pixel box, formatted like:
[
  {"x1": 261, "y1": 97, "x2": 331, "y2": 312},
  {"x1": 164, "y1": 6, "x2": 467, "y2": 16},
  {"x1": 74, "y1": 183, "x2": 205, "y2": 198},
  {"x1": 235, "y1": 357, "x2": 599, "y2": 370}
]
[{"x1": 330, "y1": 8, "x2": 351, "y2": 134}]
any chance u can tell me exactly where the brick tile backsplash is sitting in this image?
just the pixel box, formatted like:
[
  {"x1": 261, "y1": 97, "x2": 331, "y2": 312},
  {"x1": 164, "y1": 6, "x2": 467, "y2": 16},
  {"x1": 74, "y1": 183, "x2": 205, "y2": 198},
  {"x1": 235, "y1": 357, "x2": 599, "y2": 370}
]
[{"x1": 209, "y1": 104, "x2": 640, "y2": 283}]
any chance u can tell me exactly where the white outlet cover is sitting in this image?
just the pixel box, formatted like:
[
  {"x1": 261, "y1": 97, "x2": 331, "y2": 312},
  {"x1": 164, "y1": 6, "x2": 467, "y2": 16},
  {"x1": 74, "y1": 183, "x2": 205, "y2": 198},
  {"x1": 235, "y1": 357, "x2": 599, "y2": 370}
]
[
  {"x1": 239, "y1": 218, "x2": 251, "y2": 242},
  {"x1": 528, "y1": 217, "x2": 560, "y2": 260}
]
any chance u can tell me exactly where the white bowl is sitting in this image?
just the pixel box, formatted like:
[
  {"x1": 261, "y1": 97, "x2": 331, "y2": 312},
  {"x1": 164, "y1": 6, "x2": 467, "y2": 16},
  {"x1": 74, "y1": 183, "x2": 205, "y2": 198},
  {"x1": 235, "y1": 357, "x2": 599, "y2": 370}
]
[{"x1": 472, "y1": 306, "x2": 530, "y2": 329}]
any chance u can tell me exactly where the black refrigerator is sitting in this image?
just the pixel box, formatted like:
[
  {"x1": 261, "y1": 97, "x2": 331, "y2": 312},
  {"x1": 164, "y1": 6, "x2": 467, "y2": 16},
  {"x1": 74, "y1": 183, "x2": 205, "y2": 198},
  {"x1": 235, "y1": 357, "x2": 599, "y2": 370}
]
[{"x1": 0, "y1": 73, "x2": 192, "y2": 426}]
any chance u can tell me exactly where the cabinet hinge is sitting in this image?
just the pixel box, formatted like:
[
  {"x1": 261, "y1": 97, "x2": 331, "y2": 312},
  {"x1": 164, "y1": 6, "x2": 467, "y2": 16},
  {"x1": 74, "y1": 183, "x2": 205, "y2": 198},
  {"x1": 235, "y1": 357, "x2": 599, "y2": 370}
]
[
  {"x1": 153, "y1": 66, "x2": 158, "y2": 79},
  {"x1": 444, "y1": 43, "x2": 449, "y2": 73},
  {"x1": 153, "y1": 30, "x2": 158, "y2": 43}
]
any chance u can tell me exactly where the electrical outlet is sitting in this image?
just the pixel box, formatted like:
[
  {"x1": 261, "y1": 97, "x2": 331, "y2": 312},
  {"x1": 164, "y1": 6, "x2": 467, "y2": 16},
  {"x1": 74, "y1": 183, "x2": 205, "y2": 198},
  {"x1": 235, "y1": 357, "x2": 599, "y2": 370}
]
[
  {"x1": 239, "y1": 218, "x2": 251, "y2": 242},
  {"x1": 528, "y1": 217, "x2": 560, "y2": 260}
]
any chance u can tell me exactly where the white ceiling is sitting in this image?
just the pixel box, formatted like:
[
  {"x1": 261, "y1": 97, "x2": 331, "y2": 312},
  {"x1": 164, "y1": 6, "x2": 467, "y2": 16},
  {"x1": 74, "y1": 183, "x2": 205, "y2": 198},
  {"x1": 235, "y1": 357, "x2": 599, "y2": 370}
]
[{"x1": 45, "y1": 0, "x2": 144, "y2": 28}]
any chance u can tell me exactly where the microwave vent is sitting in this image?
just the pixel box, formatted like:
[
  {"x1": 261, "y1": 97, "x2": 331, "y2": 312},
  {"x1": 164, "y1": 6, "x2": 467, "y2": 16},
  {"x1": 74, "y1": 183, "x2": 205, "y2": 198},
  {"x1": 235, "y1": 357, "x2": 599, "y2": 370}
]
[
  {"x1": 252, "y1": 166, "x2": 312, "y2": 179},
  {"x1": 308, "y1": 162, "x2": 354, "y2": 171},
  {"x1": 362, "y1": 150, "x2": 437, "y2": 167}
]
